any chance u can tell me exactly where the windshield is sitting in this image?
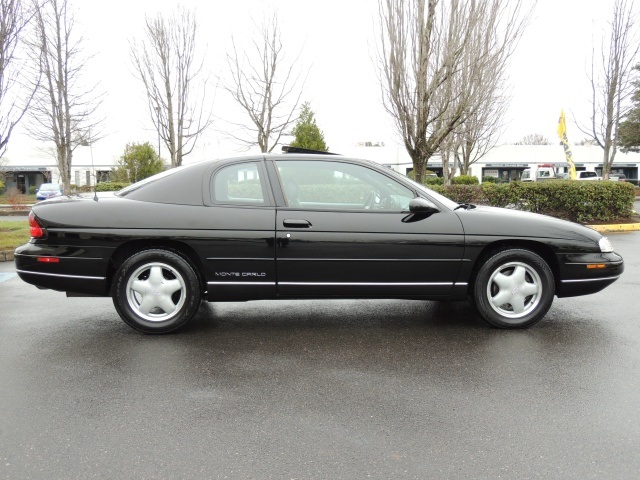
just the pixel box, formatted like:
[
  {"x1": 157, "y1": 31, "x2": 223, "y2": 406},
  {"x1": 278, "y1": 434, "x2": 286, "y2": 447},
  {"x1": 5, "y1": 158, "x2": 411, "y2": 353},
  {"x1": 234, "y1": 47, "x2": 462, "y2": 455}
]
[{"x1": 39, "y1": 183, "x2": 60, "y2": 190}]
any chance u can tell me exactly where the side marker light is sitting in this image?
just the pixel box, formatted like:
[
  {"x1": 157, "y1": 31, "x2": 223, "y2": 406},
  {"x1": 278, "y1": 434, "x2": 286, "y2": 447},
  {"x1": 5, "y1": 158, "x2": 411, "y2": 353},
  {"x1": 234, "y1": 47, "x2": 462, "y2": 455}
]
[{"x1": 37, "y1": 257, "x2": 60, "y2": 263}]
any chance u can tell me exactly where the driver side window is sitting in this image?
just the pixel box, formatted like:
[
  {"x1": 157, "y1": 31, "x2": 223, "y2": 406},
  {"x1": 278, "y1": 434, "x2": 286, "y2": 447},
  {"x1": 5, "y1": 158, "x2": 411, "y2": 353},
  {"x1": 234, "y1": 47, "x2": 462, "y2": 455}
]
[{"x1": 275, "y1": 160, "x2": 414, "y2": 211}]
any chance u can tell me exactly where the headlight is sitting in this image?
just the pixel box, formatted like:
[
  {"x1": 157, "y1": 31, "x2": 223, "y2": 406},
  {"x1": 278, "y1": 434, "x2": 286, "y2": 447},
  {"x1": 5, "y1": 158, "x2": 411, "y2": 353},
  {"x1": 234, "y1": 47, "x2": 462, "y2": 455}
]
[{"x1": 599, "y1": 237, "x2": 614, "y2": 253}]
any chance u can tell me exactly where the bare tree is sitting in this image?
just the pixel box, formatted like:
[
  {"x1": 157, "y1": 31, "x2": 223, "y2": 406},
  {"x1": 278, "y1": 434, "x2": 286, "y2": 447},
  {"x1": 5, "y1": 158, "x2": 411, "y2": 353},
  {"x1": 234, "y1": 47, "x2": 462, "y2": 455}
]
[
  {"x1": 515, "y1": 133, "x2": 552, "y2": 145},
  {"x1": 223, "y1": 14, "x2": 304, "y2": 153},
  {"x1": 377, "y1": 0, "x2": 529, "y2": 183},
  {"x1": 440, "y1": 103, "x2": 507, "y2": 182},
  {"x1": 130, "y1": 7, "x2": 212, "y2": 168},
  {"x1": 454, "y1": 104, "x2": 507, "y2": 177},
  {"x1": 438, "y1": 1, "x2": 523, "y2": 183},
  {"x1": 578, "y1": 0, "x2": 639, "y2": 179},
  {"x1": 0, "y1": 0, "x2": 37, "y2": 158},
  {"x1": 26, "y1": 0, "x2": 102, "y2": 194}
]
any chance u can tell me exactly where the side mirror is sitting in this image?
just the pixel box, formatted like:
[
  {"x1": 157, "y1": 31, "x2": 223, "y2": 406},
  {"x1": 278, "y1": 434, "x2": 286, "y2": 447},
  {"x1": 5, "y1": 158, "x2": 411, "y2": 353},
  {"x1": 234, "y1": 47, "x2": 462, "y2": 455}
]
[{"x1": 409, "y1": 197, "x2": 440, "y2": 214}]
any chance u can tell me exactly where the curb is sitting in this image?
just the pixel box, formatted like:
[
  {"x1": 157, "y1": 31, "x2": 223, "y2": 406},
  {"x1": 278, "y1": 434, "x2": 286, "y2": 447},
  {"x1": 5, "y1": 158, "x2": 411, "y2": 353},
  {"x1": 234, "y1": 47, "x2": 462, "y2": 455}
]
[
  {"x1": 0, "y1": 251, "x2": 15, "y2": 262},
  {"x1": 585, "y1": 223, "x2": 640, "y2": 233}
]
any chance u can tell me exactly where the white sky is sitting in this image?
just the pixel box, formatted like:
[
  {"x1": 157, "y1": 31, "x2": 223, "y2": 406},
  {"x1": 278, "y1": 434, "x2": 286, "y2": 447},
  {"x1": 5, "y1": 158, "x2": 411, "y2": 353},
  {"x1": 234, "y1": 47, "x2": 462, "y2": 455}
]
[{"x1": 5, "y1": 0, "x2": 634, "y2": 166}]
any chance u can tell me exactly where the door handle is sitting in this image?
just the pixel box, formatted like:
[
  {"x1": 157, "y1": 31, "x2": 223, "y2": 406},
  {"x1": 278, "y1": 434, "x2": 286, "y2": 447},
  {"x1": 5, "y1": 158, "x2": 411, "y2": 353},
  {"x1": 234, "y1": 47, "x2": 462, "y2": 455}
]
[{"x1": 283, "y1": 219, "x2": 312, "y2": 228}]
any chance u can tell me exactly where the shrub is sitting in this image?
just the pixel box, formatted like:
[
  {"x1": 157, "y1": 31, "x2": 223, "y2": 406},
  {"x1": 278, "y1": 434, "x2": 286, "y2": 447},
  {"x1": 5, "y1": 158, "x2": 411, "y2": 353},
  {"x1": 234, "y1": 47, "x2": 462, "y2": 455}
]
[
  {"x1": 482, "y1": 176, "x2": 503, "y2": 184},
  {"x1": 298, "y1": 184, "x2": 371, "y2": 203},
  {"x1": 5, "y1": 188, "x2": 27, "y2": 209},
  {"x1": 228, "y1": 182, "x2": 264, "y2": 200},
  {"x1": 451, "y1": 175, "x2": 479, "y2": 185},
  {"x1": 429, "y1": 180, "x2": 635, "y2": 223},
  {"x1": 406, "y1": 170, "x2": 437, "y2": 180},
  {"x1": 431, "y1": 184, "x2": 484, "y2": 204},
  {"x1": 29, "y1": 185, "x2": 37, "y2": 195},
  {"x1": 425, "y1": 176, "x2": 444, "y2": 186},
  {"x1": 95, "y1": 182, "x2": 130, "y2": 192}
]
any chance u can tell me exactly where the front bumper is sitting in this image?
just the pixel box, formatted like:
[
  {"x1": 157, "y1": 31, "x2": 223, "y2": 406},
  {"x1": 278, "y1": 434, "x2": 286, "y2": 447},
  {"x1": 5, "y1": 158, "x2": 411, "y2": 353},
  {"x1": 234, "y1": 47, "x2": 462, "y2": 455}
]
[{"x1": 557, "y1": 252, "x2": 624, "y2": 298}]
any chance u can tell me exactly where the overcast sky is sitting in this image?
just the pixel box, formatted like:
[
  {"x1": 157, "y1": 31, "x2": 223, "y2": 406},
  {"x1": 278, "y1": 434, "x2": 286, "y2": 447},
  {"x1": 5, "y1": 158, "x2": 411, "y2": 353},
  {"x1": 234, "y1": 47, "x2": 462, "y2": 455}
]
[{"x1": 6, "y1": 0, "x2": 633, "y2": 165}]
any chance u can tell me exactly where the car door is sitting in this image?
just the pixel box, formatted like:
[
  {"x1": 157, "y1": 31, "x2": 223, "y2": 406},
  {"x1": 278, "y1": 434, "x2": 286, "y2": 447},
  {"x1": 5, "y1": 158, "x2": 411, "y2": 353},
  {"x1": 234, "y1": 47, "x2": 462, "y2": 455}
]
[
  {"x1": 272, "y1": 158, "x2": 465, "y2": 297},
  {"x1": 204, "y1": 160, "x2": 277, "y2": 301}
]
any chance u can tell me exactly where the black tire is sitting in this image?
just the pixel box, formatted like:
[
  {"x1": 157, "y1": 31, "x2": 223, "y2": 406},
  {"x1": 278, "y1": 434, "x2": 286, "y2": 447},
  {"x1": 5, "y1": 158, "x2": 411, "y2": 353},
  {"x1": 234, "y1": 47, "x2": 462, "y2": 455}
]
[
  {"x1": 472, "y1": 248, "x2": 555, "y2": 328},
  {"x1": 112, "y1": 249, "x2": 201, "y2": 334}
]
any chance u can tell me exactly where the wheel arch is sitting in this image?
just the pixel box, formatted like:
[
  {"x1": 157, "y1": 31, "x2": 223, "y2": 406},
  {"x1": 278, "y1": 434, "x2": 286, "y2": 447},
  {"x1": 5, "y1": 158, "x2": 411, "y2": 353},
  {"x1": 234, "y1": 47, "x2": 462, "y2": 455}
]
[
  {"x1": 468, "y1": 239, "x2": 560, "y2": 293},
  {"x1": 107, "y1": 239, "x2": 207, "y2": 297}
]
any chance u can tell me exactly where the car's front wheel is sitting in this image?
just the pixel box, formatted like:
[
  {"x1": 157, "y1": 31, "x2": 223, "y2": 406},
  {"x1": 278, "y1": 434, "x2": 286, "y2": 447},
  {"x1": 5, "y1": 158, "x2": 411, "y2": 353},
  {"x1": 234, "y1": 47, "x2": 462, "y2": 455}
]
[
  {"x1": 472, "y1": 248, "x2": 555, "y2": 328},
  {"x1": 113, "y1": 249, "x2": 201, "y2": 333}
]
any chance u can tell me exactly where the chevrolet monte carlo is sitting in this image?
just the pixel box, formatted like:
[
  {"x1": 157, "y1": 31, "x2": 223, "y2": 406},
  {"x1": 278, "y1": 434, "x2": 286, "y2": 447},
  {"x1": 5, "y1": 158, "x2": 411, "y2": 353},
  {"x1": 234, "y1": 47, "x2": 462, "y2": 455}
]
[{"x1": 15, "y1": 153, "x2": 624, "y2": 333}]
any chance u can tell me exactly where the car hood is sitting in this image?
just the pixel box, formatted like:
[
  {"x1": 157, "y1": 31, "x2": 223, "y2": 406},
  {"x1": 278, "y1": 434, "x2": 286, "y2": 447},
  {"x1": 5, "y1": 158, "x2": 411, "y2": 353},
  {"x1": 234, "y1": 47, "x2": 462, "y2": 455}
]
[{"x1": 454, "y1": 205, "x2": 602, "y2": 243}]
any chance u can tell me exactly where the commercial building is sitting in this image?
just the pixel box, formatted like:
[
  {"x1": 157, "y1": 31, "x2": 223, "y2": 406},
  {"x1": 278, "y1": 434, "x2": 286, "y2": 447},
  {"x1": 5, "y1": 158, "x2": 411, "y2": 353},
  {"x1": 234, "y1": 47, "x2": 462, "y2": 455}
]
[
  {"x1": 0, "y1": 145, "x2": 113, "y2": 193},
  {"x1": 2, "y1": 143, "x2": 639, "y2": 193},
  {"x1": 344, "y1": 143, "x2": 640, "y2": 184}
]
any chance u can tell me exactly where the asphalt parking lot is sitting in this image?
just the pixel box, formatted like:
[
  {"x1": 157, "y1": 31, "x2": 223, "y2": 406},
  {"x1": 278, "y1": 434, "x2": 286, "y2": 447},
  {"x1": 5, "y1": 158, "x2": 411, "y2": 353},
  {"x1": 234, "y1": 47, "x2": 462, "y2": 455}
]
[{"x1": 1, "y1": 231, "x2": 639, "y2": 479}]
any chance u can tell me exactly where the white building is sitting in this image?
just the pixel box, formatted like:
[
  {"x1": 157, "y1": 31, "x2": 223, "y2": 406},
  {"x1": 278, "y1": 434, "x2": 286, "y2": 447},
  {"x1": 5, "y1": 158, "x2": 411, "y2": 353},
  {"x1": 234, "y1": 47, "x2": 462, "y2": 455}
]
[
  {"x1": 2, "y1": 142, "x2": 639, "y2": 194},
  {"x1": 0, "y1": 144, "x2": 116, "y2": 193},
  {"x1": 342, "y1": 143, "x2": 640, "y2": 183}
]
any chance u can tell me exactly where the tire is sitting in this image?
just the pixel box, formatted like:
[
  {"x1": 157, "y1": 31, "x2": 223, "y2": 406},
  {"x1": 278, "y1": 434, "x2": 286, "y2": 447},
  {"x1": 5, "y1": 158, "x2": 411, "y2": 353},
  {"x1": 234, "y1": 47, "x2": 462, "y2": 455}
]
[
  {"x1": 472, "y1": 248, "x2": 555, "y2": 328},
  {"x1": 112, "y1": 249, "x2": 201, "y2": 334}
]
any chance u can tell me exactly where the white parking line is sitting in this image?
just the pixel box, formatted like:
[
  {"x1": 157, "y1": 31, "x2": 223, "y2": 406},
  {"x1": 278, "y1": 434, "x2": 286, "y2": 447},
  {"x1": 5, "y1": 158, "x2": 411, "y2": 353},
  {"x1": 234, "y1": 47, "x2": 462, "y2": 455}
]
[{"x1": 0, "y1": 272, "x2": 17, "y2": 283}]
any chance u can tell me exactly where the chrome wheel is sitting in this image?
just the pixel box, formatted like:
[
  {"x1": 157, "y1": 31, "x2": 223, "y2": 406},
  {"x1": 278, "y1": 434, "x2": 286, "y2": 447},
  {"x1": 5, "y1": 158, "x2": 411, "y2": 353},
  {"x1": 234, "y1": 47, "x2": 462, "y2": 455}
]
[
  {"x1": 126, "y1": 262, "x2": 186, "y2": 322},
  {"x1": 486, "y1": 261, "x2": 542, "y2": 319},
  {"x1": 473, "y1": 249, "x2": 555, "y2": 329},
  {"x1": 113, "y1": 249, "x2": 200, "y2": 333}
]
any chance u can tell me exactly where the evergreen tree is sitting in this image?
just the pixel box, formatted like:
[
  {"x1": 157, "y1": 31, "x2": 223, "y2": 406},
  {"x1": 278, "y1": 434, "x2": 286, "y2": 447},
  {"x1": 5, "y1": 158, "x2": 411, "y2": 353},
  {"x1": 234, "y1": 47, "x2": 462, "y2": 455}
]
[
  {"x1": 619, "y1": 64, "x2": 640, "y2": 153},
  {"x1": 113, "y1": 142, "x2": 164, "y2": 183},
  {"x1": 289, "y1": 102, "x2": 328, "y2": 151}
]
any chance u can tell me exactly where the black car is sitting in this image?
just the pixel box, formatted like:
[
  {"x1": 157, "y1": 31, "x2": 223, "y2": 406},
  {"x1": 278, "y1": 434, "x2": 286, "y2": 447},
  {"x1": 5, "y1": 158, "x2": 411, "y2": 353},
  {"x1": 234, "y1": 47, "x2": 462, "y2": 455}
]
[{"x1": 15, "y1": 153, "x2": 624, "y2": 333}]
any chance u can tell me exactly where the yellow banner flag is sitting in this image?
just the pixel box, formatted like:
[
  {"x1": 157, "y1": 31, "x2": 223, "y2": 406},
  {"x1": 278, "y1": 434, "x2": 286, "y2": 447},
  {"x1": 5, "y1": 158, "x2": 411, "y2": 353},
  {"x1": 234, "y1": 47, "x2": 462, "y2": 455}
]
[
  {"x1": 557, "y1": 109, "x2": 577, "y2": 180},
  {"x1": 557, "y1": 110, "x2": 567, "y2": 139}
]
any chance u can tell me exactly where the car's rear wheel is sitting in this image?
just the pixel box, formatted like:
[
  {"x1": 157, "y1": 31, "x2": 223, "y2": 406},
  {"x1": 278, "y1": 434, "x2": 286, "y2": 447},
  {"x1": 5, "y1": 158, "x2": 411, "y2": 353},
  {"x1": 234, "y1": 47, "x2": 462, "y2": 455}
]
[
  {"x1": 472, "y1": 248, "x2": 555, "y2": 328},
  {"x1": 113, "y1": 249, "x2": 200, "y2": 334}
]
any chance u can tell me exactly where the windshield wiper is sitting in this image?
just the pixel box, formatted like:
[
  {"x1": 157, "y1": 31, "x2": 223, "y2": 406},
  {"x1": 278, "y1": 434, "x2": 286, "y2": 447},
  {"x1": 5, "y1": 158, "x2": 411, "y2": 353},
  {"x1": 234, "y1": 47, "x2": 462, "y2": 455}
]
[{"x1": 454, "y1": 203, "x2": 476, "y2": 210}]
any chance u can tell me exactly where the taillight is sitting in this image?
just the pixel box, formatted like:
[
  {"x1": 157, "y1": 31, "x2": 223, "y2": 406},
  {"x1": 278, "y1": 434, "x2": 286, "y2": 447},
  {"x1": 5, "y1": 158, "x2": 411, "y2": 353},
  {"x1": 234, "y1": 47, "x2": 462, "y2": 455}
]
[{"x1": 29, "y1": 211, "x2": 46, "y2": 238}]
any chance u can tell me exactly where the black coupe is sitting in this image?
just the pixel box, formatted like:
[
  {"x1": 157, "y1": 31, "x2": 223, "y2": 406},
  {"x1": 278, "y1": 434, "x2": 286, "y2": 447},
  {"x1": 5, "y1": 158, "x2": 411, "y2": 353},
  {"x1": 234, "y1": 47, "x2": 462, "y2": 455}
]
[{"x1": 15, "y1": 153, "x2": 624, "y2": 333}]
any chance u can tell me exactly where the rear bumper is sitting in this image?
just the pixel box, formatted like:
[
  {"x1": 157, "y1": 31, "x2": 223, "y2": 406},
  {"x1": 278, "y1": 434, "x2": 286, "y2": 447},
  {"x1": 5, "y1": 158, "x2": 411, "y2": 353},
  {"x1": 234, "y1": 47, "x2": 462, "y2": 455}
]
[
  {"x1": 14, "y1": 242, "x2": 110, "y2": 296},
  {"x1": 15, "y1": 269, "x2": 108, "y2": 296}
]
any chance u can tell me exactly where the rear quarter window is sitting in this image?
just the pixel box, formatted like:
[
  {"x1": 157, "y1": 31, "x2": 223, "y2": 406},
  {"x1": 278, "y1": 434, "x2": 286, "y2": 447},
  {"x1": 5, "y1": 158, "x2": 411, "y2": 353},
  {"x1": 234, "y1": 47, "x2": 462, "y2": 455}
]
[{"x1": 211, "y1": 162, "x2": 267, "y2": 206}]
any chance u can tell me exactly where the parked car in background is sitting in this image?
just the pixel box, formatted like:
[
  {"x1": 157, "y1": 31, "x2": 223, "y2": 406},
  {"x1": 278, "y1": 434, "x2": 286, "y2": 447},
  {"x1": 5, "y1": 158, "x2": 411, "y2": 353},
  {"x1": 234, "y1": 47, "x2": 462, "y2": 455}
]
[
  {"x1": 609, "y1": 173, "x2": 626, "y2": 182},
  {"x1": 576, "y1": 171, "x2": 601, "y2": 181},
  {"x1": 15, "y1": 153, "x2": 624, "y2": 334},
  {"x1": 521, "y1": 165, "x2": 559, "y2": 182},
  {"x1": 35, "y1": 183, "x2": 62, "y2": 200}
]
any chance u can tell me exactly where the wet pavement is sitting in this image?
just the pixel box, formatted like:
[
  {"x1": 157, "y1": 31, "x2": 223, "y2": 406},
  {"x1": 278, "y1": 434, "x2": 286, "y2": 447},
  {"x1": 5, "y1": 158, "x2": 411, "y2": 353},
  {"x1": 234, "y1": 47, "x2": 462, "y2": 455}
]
[{"x1": 0, "y1": 232, "x2": 639, "y2": 478}]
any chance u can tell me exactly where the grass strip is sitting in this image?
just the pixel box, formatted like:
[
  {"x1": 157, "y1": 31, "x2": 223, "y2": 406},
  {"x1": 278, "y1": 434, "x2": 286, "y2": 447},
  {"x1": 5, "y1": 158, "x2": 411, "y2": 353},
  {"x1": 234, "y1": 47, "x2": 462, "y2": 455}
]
[{"x1": 0, "y1": 220, "x2": 30, "y2": 250}]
